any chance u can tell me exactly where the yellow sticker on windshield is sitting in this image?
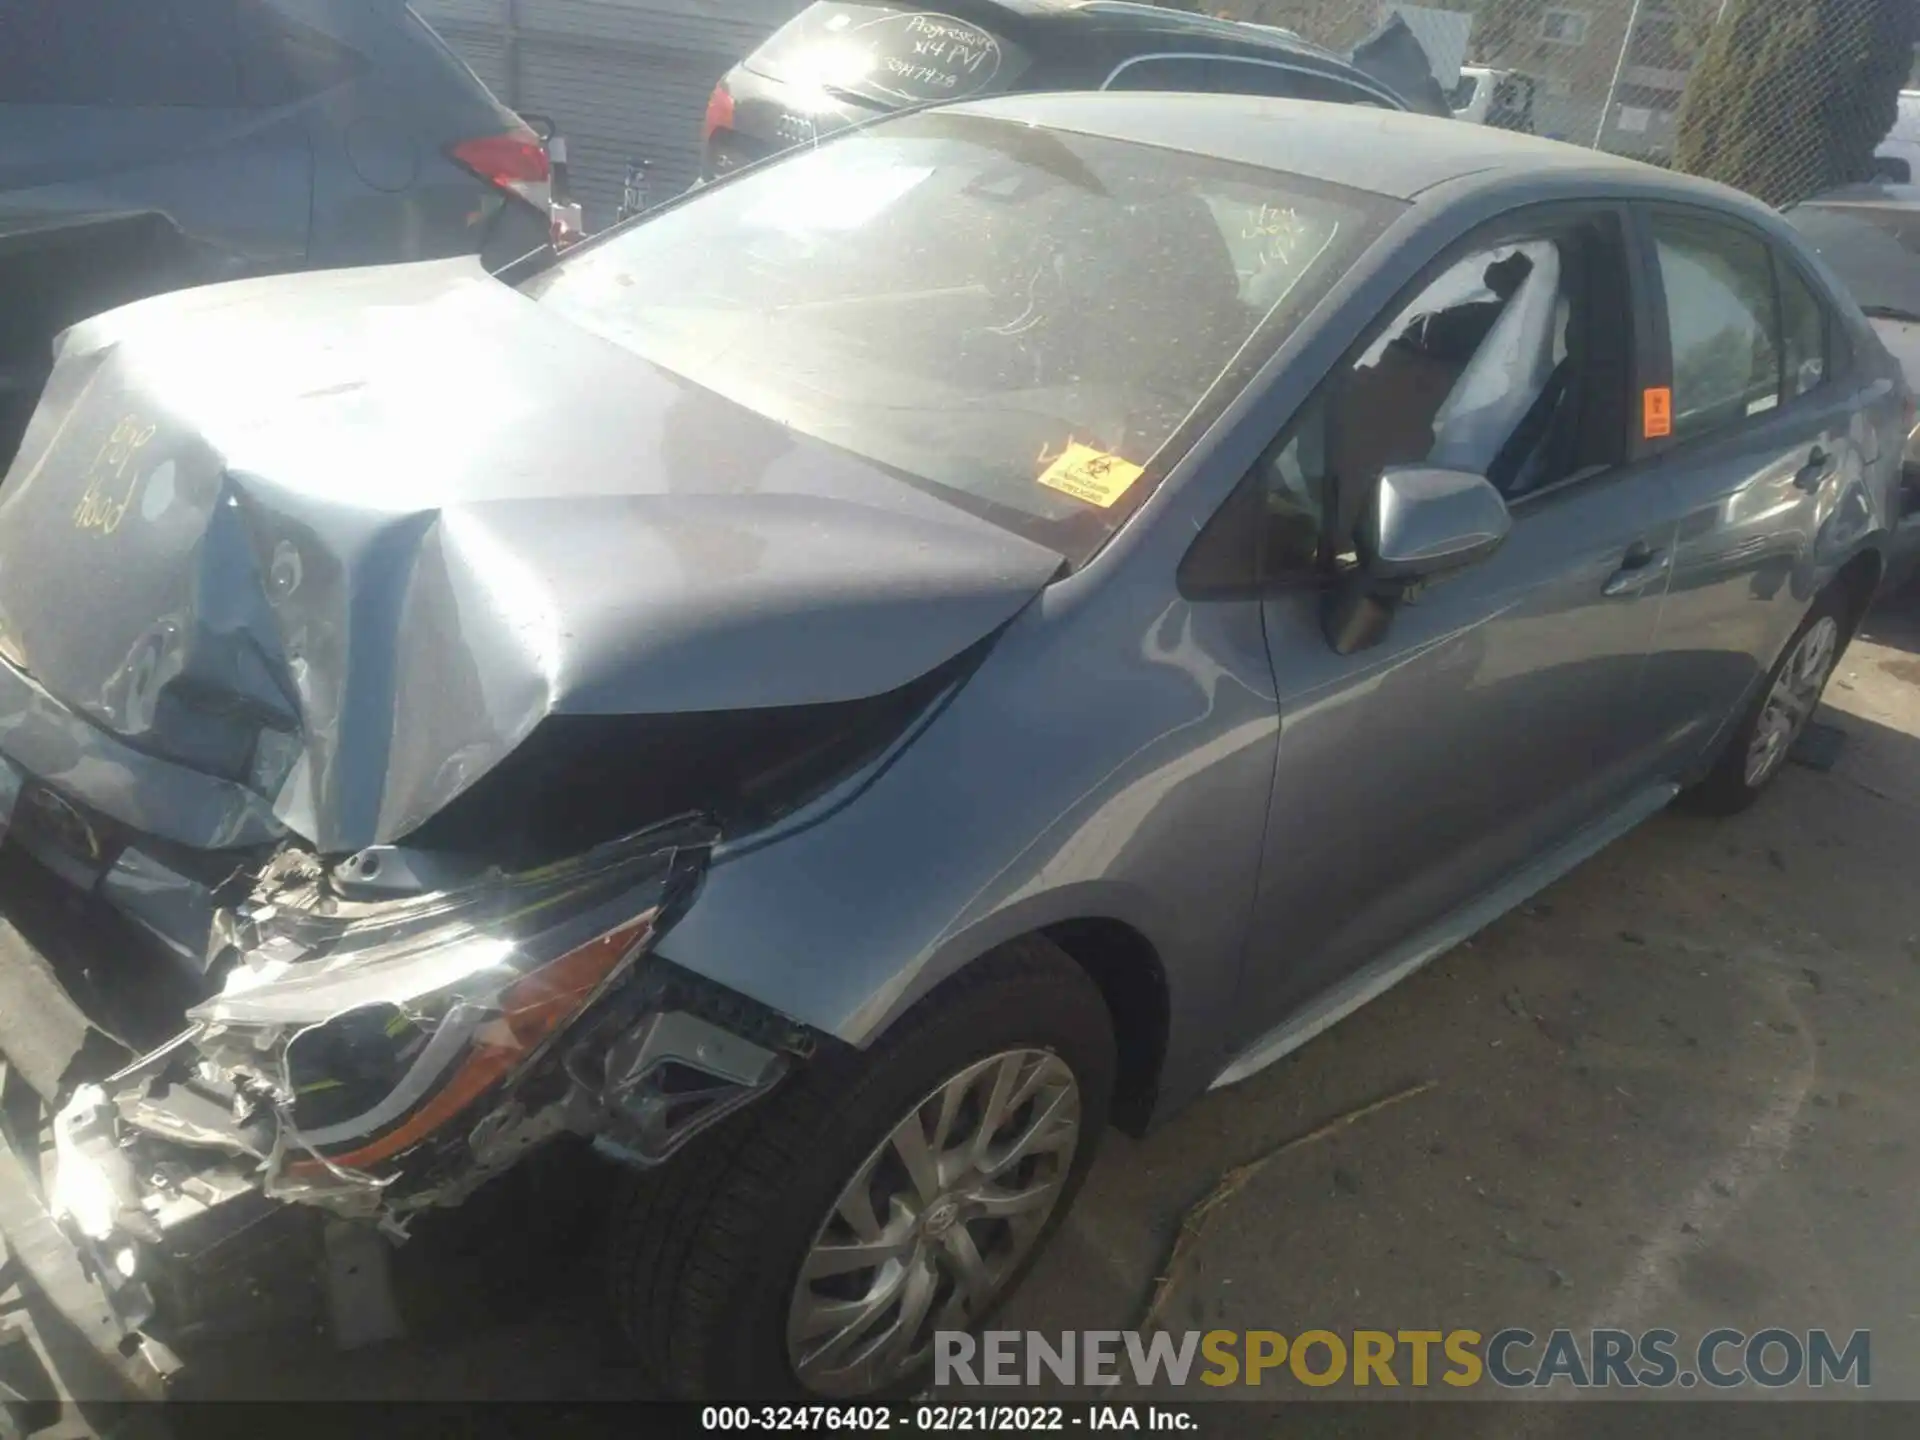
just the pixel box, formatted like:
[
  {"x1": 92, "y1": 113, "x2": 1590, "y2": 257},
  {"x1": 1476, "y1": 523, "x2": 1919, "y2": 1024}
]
[{"x1": 1037, "y1": 444, "x2": 1144, "y2": 509}]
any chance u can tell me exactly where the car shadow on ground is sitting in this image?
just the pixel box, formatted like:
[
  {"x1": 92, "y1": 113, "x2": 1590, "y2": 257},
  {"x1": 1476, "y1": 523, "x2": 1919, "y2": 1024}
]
[{"x1": 163, "y1": 593, "x2": 1920, "y2": 1406}]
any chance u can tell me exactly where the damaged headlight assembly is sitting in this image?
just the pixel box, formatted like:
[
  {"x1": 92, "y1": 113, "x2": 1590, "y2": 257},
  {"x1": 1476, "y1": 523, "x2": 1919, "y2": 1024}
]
[{"x1": 71, "y1": 819, "x2": 808, "y2": 1232}]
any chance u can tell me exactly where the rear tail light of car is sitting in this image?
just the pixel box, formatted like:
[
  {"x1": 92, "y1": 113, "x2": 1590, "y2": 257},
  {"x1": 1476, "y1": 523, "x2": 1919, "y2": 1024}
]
[
  {"x1": 451, "y1": 129, "x2": 553, "y2": 212},
  {"x1": 703, "y1": 82, "x2": 736, "y2": 142}
]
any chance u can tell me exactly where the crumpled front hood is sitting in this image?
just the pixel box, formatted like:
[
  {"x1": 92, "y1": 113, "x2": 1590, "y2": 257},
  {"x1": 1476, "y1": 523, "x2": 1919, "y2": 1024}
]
[{"x1": 0, "y1": 258, "x2": 1060, "y2": 854}]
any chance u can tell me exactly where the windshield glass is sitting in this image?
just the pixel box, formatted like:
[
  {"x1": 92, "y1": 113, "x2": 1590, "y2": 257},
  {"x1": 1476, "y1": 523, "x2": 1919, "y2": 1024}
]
[
  {"x1": 1785, "y1": 200, "x2": 1920, "y2": 320},
  {"x1": 525, "y1": 112, "x2": 1398, "y2": 560}
]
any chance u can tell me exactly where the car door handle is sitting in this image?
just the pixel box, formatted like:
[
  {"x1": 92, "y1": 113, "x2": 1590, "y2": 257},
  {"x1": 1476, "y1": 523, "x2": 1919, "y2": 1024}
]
[
  {"x1": 1602, "y1": 543, "x2": 1671, "y2": 598},
  {"x1": 1794, "y1": 445, "x2": 1832, "y2": 492}
]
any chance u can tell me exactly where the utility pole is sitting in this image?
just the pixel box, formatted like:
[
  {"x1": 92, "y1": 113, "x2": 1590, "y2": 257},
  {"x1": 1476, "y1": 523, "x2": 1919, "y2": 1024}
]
[{"x1": 1593, "y1": 0, "x2": 1651, "y2": 147}]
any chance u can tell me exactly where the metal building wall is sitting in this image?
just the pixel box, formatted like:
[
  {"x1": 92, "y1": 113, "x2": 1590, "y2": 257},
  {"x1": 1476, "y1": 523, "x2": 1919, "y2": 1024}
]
[{"x1": 414, "y1": 0, "x2": 805, "y2": 226}]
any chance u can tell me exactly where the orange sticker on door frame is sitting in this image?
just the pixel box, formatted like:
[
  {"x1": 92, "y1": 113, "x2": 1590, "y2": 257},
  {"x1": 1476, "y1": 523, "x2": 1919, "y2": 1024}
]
[{"x1": 1643, "y1": 386, "x2": 1673, "y2": 439}]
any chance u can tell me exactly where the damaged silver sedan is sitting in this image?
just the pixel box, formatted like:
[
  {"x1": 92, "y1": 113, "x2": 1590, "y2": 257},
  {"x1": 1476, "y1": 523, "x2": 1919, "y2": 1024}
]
[{"x1": 0, "y1": 92, "x2": 1909, "y2": 1402}]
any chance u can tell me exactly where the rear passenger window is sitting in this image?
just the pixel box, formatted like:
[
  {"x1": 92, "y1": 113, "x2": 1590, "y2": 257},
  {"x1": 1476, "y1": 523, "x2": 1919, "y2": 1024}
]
[
  {"x1": 0, "y1": 0, "x2": 242, "y2": 108},
  {"x1": 1651, "y1": 214, "x2": 1782, "y2": 441},
  {"x1": 1779, "y1": 262, "x2": 1830, "y2": 399},
  {"x1": 1210, "y1": 59, "x2": 1383, "y2": 107}
]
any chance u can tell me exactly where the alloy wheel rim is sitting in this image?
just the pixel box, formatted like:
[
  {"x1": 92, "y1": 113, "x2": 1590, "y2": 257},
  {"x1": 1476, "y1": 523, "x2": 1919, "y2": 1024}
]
[
  {"x1": 786, "y1": 1048, "x2": 1081, "y2": 1396},
  {"x1": 1744, "y1": 616, "x2": 1840, "y2": 788}
]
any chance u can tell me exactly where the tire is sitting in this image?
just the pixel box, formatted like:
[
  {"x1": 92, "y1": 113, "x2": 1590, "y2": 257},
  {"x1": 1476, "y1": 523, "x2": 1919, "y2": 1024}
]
[
  {"x1": 607, "y1": 936, "x2": 1116, "y2": 1400},
  {"x1": 1680, "y1": 586, "x2": 1853, "y2": 816}
]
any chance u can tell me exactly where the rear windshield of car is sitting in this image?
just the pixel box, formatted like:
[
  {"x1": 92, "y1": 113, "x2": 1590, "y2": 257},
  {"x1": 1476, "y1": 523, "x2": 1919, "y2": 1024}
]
[
  {"x1": 1785, "y1": 201, "x2": 1920, "y2": 322},
  {"x1": 744, "y1": 3, "x2": 1031, "y2": 107},
  {"x1": 523, "y1": 111, "x2": 1398, "y2": 562}
]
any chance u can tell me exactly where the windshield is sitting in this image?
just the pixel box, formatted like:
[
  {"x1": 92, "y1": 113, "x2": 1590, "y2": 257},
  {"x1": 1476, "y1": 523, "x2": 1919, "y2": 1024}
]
[
  {"x1": 1785, "y1": 201, "x2": 1920, "y2": 321},
  {"x1": 524, "y1": 112, "x2": 1397, "y2": 560}
]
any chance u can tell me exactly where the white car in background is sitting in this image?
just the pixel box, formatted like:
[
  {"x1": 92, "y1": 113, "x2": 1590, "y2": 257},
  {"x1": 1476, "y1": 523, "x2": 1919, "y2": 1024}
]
[{"x1": 1450, "y1": 65, "x2": 1537, "y2": 132}]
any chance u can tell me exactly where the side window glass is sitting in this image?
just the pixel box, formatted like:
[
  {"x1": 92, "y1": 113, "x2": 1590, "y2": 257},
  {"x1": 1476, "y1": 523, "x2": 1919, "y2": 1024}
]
[
  {"x1": 1208, "y1": 60, "x2": 1301, "y2": 99},
  {"x1": 0, "y1": 0, "x2": 242, "y2": 108},
  {"x1": 1210, "y1": 61, "x2": 1379, "y2": 108},
  {"x1": 1179, "y1": 390, "x2": 1329, "y2": 593},
  {"x1": 1258, "y1": 390, "x2": 1330, "y2": 571},
  {"x1": 1328, "y1": 225, "x2": 1629, "y2": 514},
  {"x1": 1651, "y1": 214, "x2": 1783, "y2": 440},
  {"x1": 1187, "y1": 214, "x2": 1633, "y2": 592},
  {"x1": 1104, "y1": 58, "x2": 1214, "y2": 92},
  {"x1": 1779, "y1": 261, "x2": 1829, "y2": 399}
]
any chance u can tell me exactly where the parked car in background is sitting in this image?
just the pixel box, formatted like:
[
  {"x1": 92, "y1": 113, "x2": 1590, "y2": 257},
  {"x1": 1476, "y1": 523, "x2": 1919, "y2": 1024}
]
[
  {"x1": 1873, "y1": 90, "x2": 1920, "y2": 183},
  {"x1": 1450, "y1": 65, "x2": 1537, "y2": 133},
  {"x1": 1785, "y1": 182, "x2": 1920, "y2": 586},
  {"x1": 0, "y1": 97, "x2": 1906, "y2": 1404},
  {"x1": 0, "y1": 0, "x2": 554, "y2": 469},
  {"x1": 699, "y1": 0, "x2": 1437, "y2": 181}
]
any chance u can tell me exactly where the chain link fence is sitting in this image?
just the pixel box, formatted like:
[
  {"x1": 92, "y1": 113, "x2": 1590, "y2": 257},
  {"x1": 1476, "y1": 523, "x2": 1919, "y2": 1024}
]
[{"x1": 1207, "y1": 0, "x2": 1920, "y2": 208}]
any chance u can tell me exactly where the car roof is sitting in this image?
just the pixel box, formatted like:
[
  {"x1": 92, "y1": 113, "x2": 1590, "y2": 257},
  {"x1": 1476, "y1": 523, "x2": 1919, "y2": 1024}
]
[
  {"x1": 940, "y1": 0, "x2": 1352, "y2": 61},
  {"x1": 953, "y1": 90, "x2": 1749, "y2": 205}
]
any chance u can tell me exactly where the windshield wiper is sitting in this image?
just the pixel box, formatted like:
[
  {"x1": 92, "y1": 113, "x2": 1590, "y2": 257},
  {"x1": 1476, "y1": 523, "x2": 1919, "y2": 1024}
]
[{"x1": 1861, "y1": 303, "x2": 1920, "y2": 323}]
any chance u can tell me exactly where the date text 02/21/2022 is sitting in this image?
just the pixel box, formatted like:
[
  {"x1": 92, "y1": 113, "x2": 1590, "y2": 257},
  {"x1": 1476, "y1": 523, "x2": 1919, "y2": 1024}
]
[{"x1": 699, "y1": 1405, "x2": 1196, "y2": 1431}]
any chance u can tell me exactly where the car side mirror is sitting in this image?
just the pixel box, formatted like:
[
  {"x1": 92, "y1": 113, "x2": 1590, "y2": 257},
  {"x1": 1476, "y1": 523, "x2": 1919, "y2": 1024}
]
[
  {"x1": 1322, "y1": 466, "x2": 1511, "y2": 655},
  {"x1": 1365, "y1": 465, "x2": 1511, "y2": 581}
]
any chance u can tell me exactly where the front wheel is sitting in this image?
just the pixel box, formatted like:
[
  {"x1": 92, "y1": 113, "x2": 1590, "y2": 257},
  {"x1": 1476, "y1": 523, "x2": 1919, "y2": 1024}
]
[
  {"x1": 607, "y1": 937, "x2": 1115, "y2": 1399},
  {"x1": 1682, "y1": 589, "x2": 1850, "y2": 815}
]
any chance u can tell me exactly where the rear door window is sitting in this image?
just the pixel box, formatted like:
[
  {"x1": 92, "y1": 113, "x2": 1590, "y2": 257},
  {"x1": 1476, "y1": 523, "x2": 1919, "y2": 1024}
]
[
  {"x1": 0, "y1": 0, "x2": 243, "y2": 107},
  {"x1": 1650, "y1": 212, "x2": 1783, "y2": 441},
  {"x1": 744, "y1": 3, "x2": 1030, "y2": 106}
]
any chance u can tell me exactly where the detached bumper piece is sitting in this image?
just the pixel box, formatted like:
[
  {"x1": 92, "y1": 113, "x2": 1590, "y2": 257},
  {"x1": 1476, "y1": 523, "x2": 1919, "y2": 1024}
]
[
  {"x1": 0, "y1": 1061, "x2": 288, "y2": 1403},
  {"x1": 581, "y1": 959, "x2": 812, "y2": 1169}
]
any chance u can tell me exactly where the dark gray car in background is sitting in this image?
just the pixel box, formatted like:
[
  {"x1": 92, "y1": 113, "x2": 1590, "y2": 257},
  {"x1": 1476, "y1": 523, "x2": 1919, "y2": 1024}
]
[
  {"x1": 1784, "y1": 183, "x2": 1920, "y2": 587},
  {"x1": 699, "y1": 0, "x2": 1444, "y2": 181},
  {"x1": 0, "y1": 0, "x2": 553, "y2": 468},
  {"x1": 0, "y1": 96, "x2": 1906, "y2": 1403}
]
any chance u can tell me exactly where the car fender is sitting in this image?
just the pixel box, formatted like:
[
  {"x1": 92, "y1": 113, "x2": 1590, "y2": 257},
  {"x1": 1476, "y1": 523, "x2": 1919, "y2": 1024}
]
[{"x1": 650, "y1": 566, "x2": 1281, "y2": 1117}]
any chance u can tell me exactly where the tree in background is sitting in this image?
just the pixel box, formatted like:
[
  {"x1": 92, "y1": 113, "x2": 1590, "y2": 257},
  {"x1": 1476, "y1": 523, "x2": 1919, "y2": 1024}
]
[{"x1": 1675, "y1": 0, "x2": 1918, "y2": 207}]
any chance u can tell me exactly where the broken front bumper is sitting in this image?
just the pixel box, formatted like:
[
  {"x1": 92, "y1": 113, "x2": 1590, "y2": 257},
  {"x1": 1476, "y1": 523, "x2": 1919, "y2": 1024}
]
[
  {"x1": 0, "y1": 819, "x2": 810, "y2": 1391},
  {"x1": 0, "y1": 1061, "x2": 211, "y2": 1400}
]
